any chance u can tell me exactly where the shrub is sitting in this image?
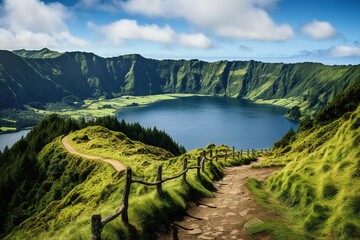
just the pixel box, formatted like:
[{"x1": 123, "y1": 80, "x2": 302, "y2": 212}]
[{"x1": 322, "y1": 182, "x2": 338, "y2": 199}]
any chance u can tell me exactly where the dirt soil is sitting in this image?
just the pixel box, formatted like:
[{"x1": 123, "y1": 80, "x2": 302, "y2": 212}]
[
  {"x1": 159, "y1": 159, "x2": 279, "y2": 240},
  {"x1": 61, "y1": 135, "x2": 127, "y2": 172}
]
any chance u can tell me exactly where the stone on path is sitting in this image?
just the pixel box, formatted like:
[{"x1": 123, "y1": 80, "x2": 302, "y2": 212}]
[
  {"x1": 225, "y1": 212, "x2": 237, "y2": 217},
  {"x1": 198, "y1": 235, "x2": 214, "y2": 240},
  {"x1": 214, "y1": 226, "x2": 224, "y2": 232},
  {"x1": 188, "y1": 229, "x2": 203, "y2": 235}
]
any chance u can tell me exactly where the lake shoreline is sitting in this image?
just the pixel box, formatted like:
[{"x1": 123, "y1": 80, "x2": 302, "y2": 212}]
[{"x1": 0, "y1": 93, "x2": 296, "y2": 135}]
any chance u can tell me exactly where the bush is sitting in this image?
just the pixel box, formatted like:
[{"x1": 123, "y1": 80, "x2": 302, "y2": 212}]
[{"x1": 322, "y1": 182, "x2": 338, "y2": 199}]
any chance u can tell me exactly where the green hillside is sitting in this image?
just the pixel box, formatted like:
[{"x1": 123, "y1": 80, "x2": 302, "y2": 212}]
[
  {"x1": 2, "y1": 125, "x2": 252, "y2": 240},
  {"x1": 1, "y1": 49, "x2": 359, "y2": 117},
  {"x1": 254, "y1": 83, "x2": 360, "y2": 239}
]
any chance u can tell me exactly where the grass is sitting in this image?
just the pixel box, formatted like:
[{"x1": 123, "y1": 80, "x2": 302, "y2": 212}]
[
  {"x1": 4, "y1": 126, "x2": 255, "y2": 240},
  {"x1": 0, "y1": 94, "x2": 204, "y2": 133},
  {"x1": 32, "y1": 94, "x2": 204, "y2": 120},
  {"x1": 246, "y1": 178, "x2": 310, "y2": 240},
  {"x1": 0, "y1": 126, "x2": 17, "y2": 132},
  {"x1": 254, "y1": 105, "x2": 360, "y2": 239}
]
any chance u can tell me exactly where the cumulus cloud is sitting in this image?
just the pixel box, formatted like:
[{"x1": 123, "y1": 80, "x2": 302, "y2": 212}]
[
  {"x1": 121, "y1": 0, "x2": 294, "y2": 41},
  {"x1": 0, "y1": 0, "x2": 88, "y2": 49},
  {"x1": 90, "y1": 19, "x2": 213, "y2": 49},
  {"x1": 301, "y1": 19, "x2": 337, "y2": 40},
  {"x1": 178, "y1": 33, "x2": 213, "y2": 49},
  {"x1": 330, "y1": 45, "x2": 360, "y2": 57}
]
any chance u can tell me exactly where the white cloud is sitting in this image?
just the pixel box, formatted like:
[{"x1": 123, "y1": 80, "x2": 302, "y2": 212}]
[
  {"x1": 122, "y1": 0, "x2": 294, "y2": 41},
  {"x1": 0, "y1": 0, "x2": 88, "y2": 49},
  {"x1": 301, "y1": 19, "x2": 337, "y2": 40},
  {"x1": 330, "y1": 45, "x2": 360, "y2": 57},
  {"x1": 91, "y1": 19, "x2": 213, "y2": 49},
  {"x1": 178, "y1": 33, "x2": 213, "y2": 49},
  {"x1": 97, "y1": 19, "x2": 175, "y2": 44}
]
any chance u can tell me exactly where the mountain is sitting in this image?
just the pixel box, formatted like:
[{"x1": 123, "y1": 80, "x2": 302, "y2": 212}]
[
  {"x1": 12, "y1": 48, "x2": 63, "y2": 59},
  {"x1": 1, "y1": 49, "x2": 359, "y2": 116}
]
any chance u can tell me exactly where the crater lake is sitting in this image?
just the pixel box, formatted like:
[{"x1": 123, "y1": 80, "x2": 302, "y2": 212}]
[{"x1": 117, "y1": 96, "x2": 298, "y2": 150}]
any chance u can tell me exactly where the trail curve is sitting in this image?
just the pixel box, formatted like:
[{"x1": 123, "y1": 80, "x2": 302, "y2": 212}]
[{"x1": 61, "y1": 135, "x2": 127, "y2": 172}]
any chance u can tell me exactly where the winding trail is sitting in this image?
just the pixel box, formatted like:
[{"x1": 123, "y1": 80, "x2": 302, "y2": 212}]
[
  {"x1": 61, "y1": 135, "x2": 127, "y2": 172},
  {"x1": 159, "y1": 159, "x2": 279, "y2": 240}
]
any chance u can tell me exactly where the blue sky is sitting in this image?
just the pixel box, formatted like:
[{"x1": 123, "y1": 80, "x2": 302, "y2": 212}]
[{"x1": 0, "y1": 0, "x2": 359, "y2": 64}]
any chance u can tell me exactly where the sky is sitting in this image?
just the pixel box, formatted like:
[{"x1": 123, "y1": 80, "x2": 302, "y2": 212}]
[{"x1": 0, "y1": 0, "x2": 359, "y2": 65}]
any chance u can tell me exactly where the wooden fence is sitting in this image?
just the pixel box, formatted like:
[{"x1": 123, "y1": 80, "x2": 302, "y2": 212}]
[{"x1": 89, "y1": 147, "x2": 269, "y2": 240}]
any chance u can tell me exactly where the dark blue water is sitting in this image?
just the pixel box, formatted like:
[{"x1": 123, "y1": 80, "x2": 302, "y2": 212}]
[{"x1": 117, "y1": 96, "x2": 298, "y2": 150}]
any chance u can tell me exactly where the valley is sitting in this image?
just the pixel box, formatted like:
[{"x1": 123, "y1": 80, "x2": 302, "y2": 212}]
[{"x1": 1, "y1": 49, "x2": 359, "y2": 132}]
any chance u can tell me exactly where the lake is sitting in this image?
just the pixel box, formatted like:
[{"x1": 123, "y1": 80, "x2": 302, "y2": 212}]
[
  {"x1": 0, "y1": 129, "x2": 32, "y2": 151},
  {"x1": 117, "y1": 96, "x2": 298, "y2": 150}
]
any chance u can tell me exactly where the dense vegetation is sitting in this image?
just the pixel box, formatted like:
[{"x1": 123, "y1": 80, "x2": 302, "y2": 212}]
[
  {"x1": 0, "y1": 114, "x2": 185, "y2": 237},
  {"x1": 1, "y1": 122, "x2": 253, "y2": 239},
  {"x1": 1, "y1": 49, "x2": 359, "y2": 118},
  {"x1": 257, "y1": 81, "x2": 360, "y2": 239}
]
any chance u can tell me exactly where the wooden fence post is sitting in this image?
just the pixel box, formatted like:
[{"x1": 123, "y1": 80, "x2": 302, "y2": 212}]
[
  {"x1": 183, "y1": 157, "x2": 188, "y2": 181},
  {"x1": 215, "y1": 149, "x2": 218, "y2": 161},
  {"x1": 157, "y1": 165, "x2": 163, "y2": 193},
  {"x1": 201, "y1": 157, "x2": 205, "y2": 172},
  {"x1": 224, "y1": 151, "x2": 227, "y2": 161},
  {"x1": 247, "y1": 149, "x2": 250, "y2": 157},
  {"x1": 232, "y1": 146, "x2": 235, "y2": 159},
  {"x1": 209, "y1": 149, "x2": 213, "y2": 159},
  {"x1": 203, "y1": 150, "x2": 206, "y2": 159},
  {"x1": 240, "y1": 149, "x2": 243, "y2": 160},
  {"x1": 122, "y1": 167, "x2": 132, "y2": 225},
  {"x1": 197, "y1": 156, "x2": 201, "y2": 177},
  {"x1": 90, "y1": 214, "x2": 102, "y2": 240}
]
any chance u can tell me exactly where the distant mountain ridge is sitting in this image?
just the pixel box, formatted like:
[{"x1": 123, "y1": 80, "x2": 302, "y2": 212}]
[{"x1": 1, "y1": 49, "x2": 359, "y2": 115}]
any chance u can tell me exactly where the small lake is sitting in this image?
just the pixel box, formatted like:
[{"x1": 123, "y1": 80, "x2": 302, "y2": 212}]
[
  {"x1": 0, "y1": 129, "x2": 32, "y2": 151},
  {"x1": 117, "y1": 96, "x2": 298, "y2": 150}
]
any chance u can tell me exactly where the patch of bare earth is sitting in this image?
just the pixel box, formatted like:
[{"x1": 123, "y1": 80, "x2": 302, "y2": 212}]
[{"x1": 159, "y1": 159, "x2": 279, "y2": 240}]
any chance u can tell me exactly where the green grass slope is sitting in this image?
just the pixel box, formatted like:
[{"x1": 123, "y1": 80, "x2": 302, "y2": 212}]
[
  {"x1": 4, "y1": 125, "x2": 253, "y2": 239},
  {"x1": 259, "y1": 106, "x2": 360, "y2": 239},
  {"x1": 0, "y1": 114, "x2": 185, "y2": 237}
]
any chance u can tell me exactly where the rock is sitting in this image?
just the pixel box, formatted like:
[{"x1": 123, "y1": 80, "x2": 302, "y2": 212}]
[
  {"x1": 215, "y1": 226, "x2": 224, "y2": 232},
  {"x1": 191, "y1": 224, "x2": 199, "y2": 229},
  {"x1": 188, "y1": 229, "x2": 203, "y2": 235},
  {"x1": 239, "y1": 210, "x2": 248, "y2": 216},
  {"x1": 230, "y1": 230, "x2": 239, "y2": 235},
  {"x1": 198, "y1": 235, "x2": 214, "y2": 240},
  {"x1": 226, "y1": 212, "x2": 237, "y2": 217},
  {"x1": 211, "y1": 232, "x2": 223, "y2": 237}
]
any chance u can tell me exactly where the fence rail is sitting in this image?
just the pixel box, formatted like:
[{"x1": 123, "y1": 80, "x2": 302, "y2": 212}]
[{"x1": 89, "y1": 147, "x2": 269, "y2": 240}]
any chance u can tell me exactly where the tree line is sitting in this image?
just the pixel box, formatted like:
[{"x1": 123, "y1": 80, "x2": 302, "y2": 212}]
[{"x1": 0, "y1": 114, "x2": 185, "y2": 237}]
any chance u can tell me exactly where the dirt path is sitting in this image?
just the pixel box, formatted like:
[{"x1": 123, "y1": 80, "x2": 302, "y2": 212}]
[
  {"x1": 159, "y1": 159, "x2": 279, "y2": 240},
  {"x1": 61, "y1": 135, "x2": 127, "y2": 172}
]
